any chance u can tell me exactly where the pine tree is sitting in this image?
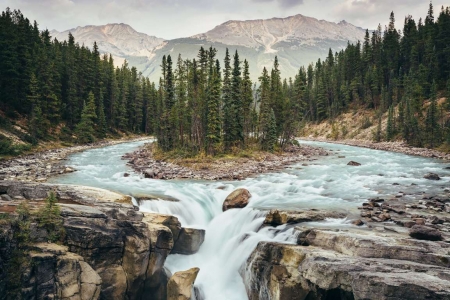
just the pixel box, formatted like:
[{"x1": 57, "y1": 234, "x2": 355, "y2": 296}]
[
  {"x1": 76, "y1": 92, "x2": 97, "y2": 144},
  {"x1": 425, "y1": 80, "x2": 440, "y2": 147},
  {"x1": 386, "y1": 105, "x2": 395, "y2": 141}
]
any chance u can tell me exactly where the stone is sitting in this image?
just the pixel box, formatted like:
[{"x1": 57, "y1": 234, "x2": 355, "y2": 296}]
[
  {"x1": 347, "y1": 161, "x2": 361, "y2": 166},
  {"x1": 264, "y1": 209, "x2": 346, "y2": 226},
  {"x1": 172, "y1": 228, "x2": 205, "y2": 255},
  {"x1": 409, "y1": 225, "x2": 443, "y2": 241},
  {"x1": 351, "y1": 219, "x2": 364, "y2": 226},
  {"x1": 241, "y1": 241, "x2": 450, "y2": 300},
  {"x1": 424, "y1": 173, "x2": 440, "y2": 180},
  {"x1": 0, "y1": 194, "x2": 12, "y2": 201},
  {"x1": 222, "y1": 188, "x2": 251, "y2": 211},
  {"x1": 123, "y1": 173, "x2": 130, "y2": 177},
  {"x1": 167, "y1": 267, "x2": 200, "y2": 300}
]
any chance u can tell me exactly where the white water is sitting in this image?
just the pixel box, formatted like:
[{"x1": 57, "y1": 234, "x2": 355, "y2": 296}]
[{"x1": 50, "y1": 140, "x2": 450, "y2": 300}]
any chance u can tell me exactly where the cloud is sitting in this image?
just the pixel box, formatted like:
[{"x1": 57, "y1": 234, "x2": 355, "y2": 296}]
[{"x1": 251, "y1": 0, "x2": 304, "y2": 9}]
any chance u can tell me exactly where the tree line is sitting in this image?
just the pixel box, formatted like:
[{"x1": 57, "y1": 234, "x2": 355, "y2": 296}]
[
  {"x1": 1, "y1": 4, "x2": 450, "y2": 156},
  {"x1": 0, "y1": 8, "x2": 157, "y2": 146},
  {"x1": 296, "y1": 3, "x2": 450, "y2": 148}
]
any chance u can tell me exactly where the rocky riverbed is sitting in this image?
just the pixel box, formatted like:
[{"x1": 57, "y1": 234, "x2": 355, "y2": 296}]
[
  {"x1": 0, "y1": 137, "x2": 150, "y2": 182},
  {"x1": 122, "y1": 143, "x2": 329, "y2": 181}
]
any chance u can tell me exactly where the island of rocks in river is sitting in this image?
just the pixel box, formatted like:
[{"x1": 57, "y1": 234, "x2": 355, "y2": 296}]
[
  {"x1": 1, "y1": 181, "x2": 450, "y2": 299},
  {"x1": 122, "y1": 142, "x2": 329, "y2": 180}
]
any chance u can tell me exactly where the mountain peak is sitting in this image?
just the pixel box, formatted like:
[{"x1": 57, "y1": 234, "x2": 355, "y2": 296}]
[
  {"x1": 50, "y1": 23, "x2": 165, "y2": 58},
  {"x1": 191, "y1": 14, "x2": 365, "y2": 53}
]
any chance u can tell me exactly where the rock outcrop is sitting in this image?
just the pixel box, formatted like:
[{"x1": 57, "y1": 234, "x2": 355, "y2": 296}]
[
  {"x1": 167, "y1": 268, "x2": 200, "y2": 300},
  {"x1": 263, "y1": 209, "x2": 346, "y2": 226},
  {"x1": 241, "y1": 227, "x2": 450, "y2": 300},
  {"x1": 172, "y1": 228, "x2": 206, "y2": 255},
  {"x1": 222, "y1": 188, "x2": 252, "y2": 211},
  {"x1": 0, "y1": 181, "x2": 204, "y2": 300}
]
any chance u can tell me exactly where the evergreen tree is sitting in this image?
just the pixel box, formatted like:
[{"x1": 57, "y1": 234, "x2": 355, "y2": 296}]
[{"x1": 76, "y1": 92, "x2": 97, "y2": 144}]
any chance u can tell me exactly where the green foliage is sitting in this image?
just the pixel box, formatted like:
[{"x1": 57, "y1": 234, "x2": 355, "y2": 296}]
[
  {"x1": 36, "y1": 191, "x2": 65, "y2": 243},
  {"x1": 76, "y1": 92, "x2": 97, "y2": 144}
]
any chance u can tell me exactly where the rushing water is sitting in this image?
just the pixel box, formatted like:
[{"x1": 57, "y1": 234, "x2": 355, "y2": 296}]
[{"x1": 49, "y1": 140, "x2": 450, "y2": 300}]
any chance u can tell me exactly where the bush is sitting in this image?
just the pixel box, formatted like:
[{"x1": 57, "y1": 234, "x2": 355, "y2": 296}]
[
  {"x1": 360, "y1": 116, "x2": 373, "y2": 129},
  {"x1": 36, "y1": 191, "x2": 65, "y2": 243}
]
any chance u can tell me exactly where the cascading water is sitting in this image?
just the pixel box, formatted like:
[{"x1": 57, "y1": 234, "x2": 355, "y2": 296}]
[{"x1": 50, "y1": 139, "x2": 450, "y2": 299}]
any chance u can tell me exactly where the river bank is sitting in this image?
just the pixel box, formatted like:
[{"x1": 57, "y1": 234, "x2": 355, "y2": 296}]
[
  {"x1": 0, "y1": 136, "x2": 151, "y2": 182},
  {"x1": 41, "y1": 139, "x2": 450, "y2": 299},
  {"x1": 122, "y1": 143, "x2": 330, "y2": 181},
  {"x1": 303, "y1": 136, "x2": 450, "y2": 160}
]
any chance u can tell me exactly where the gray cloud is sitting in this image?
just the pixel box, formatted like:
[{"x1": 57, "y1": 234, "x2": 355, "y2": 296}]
[{"x1": 1, "y1": 0, "x2": 444, "y2": 39}]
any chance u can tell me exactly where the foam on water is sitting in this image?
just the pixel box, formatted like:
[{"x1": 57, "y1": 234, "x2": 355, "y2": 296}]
[{"x1": 50, "y1": 139, "x2": 450, "y2": 299}]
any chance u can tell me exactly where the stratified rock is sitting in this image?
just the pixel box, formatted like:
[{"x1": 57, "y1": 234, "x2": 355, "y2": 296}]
[
  {"x1": 241, "y1": 231, "x2": 450, "y2": 300},
  {"x1": 264, "y1": 209, "x2": 346, "y2": 226},
  {"x1": 409, "y1": 225, "x2": 443, "y2": 241},
  {"x1": 347, "y1": 161, "x2": 361, "y2": 166},
  {"x1": 222, "y1": 188, "x2": 251, "y2": 211},
  {"x1": 172, "y1": 228, "x2": 205, "y2": 255},
  {"x1": 167, "y1": 267, "x2": 200, "y2": 300},
  {"x1": 424, "y1": 173, "x2": 441, "y2": 180}
]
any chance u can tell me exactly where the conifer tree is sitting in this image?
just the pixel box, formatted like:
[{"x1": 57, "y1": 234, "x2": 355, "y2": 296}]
[{"x1": 76, "y1": 92, "x2": 97, "y2": 144}]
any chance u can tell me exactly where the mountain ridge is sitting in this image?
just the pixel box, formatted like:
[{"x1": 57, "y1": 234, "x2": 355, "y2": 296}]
[{"x1": 50, "y1": 14, "x2": 366, "y2": 81}]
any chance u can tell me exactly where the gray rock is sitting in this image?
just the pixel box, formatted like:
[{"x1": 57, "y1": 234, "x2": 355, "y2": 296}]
[
  {"x1": 409, "y1": 225, "x2": 443, "y2": 241},
  {"x1": 424, "y1": 173, "x2": 441, "y2": 180},
  {"x1": 347, "y1": 161, "x2": 361, "y2": 166},
  {"x1": 172, "y1": 228, "x2": 206, "y2": 255}
]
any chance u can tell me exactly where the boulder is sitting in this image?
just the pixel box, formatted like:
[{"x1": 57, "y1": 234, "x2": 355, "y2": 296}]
[
  {"x1": 172, "y1": 228, "x2": 205, "y2": 255},
  {"x1": 222, "y1": 188, "x2": 251, "y2": 211},
  {"x1": 264, "y1": 209, "x2": 346, "y2": 226},
  {"x1": 424, "y1": 173, "x2": 441, "y2": 180},
  {"x1": 409, "y1": 225, "x2": 443, "y2": 241},
  {"x1": 167, "y1": 267, "x2": 200, "y2": 300},
  {"x1": 347, "y1": 161, "x2": 361, "y2": 166}
]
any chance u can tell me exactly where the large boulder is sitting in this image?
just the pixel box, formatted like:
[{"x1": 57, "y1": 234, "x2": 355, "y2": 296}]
[
  {"x1": 347, "y1": 161, "x2": 361, "y2": 166},
  {"x1": 172, "y1": 228, "x2": 205, "y2": 255},
  {"x1": 167, "y1": 267, "x2": 200, "y2": 300},
  {"x1": 409, "y1": 225, "x2": 443, "y2": 241},
  {"x1": 222, "y1": 188, "x2": 251, "y2": 211}
]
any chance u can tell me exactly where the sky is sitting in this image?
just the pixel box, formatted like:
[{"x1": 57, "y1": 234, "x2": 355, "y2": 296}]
[{"x1": 1, "y1": 0, "x2": 446, "y2": 39}]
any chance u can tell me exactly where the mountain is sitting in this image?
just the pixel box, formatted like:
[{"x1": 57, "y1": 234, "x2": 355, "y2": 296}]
[
  {"x1": 50, "y1": 23, "x2": 165, "y2": 70},
  {"x1": 51, "y1": 15, "x2": 366, "y2": 82}
]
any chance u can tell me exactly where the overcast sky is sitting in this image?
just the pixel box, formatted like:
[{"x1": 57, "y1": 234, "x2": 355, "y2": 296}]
[{"x1": 1, "y1": 0, "x2": 446, "y2": 39}]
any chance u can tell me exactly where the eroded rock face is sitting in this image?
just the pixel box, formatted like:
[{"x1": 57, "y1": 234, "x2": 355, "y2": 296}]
[
  {"x1": 222, "y1": 188, "x2": 251, "y2": 211},
  {"x1": 243, "y1": 224, "x2": 450, "y2": 299},
  {"x1": 264, "y1": 209, "x2": 346, "y2": 226},
  {"x1": 172, "y1": 228, "x2": 205, "y2": 255},
  {"x1": 0, "y1": 181, "x2": 189, "y2": 300},
  {"x1": 167, "y1": 267, "x2": 200, "y2": 300}
]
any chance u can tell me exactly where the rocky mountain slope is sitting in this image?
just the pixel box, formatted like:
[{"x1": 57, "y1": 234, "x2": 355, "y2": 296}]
[{"x1": 51, "y1": 14, "x2": 366, "y2": 82}]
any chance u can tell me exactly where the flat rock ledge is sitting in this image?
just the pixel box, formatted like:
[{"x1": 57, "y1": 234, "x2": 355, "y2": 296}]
[
  {"x1": 122, "y1": 142, "x2": 329, "y2": 181},
  {"x1": 0, "y1": 181, "x2": 204, "y2": 300},
  {"x1": 241, "y1": 227, "x2": 450, "y2": 300}
]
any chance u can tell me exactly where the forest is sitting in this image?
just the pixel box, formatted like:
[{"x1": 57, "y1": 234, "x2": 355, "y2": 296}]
[{"x1": 1, "y1": 3, "x2": 450, "y2": 156}]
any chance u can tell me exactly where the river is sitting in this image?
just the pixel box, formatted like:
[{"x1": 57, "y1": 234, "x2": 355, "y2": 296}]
[{"x1": 49, "y1": 139, "x2": 450, "y2": 300}]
